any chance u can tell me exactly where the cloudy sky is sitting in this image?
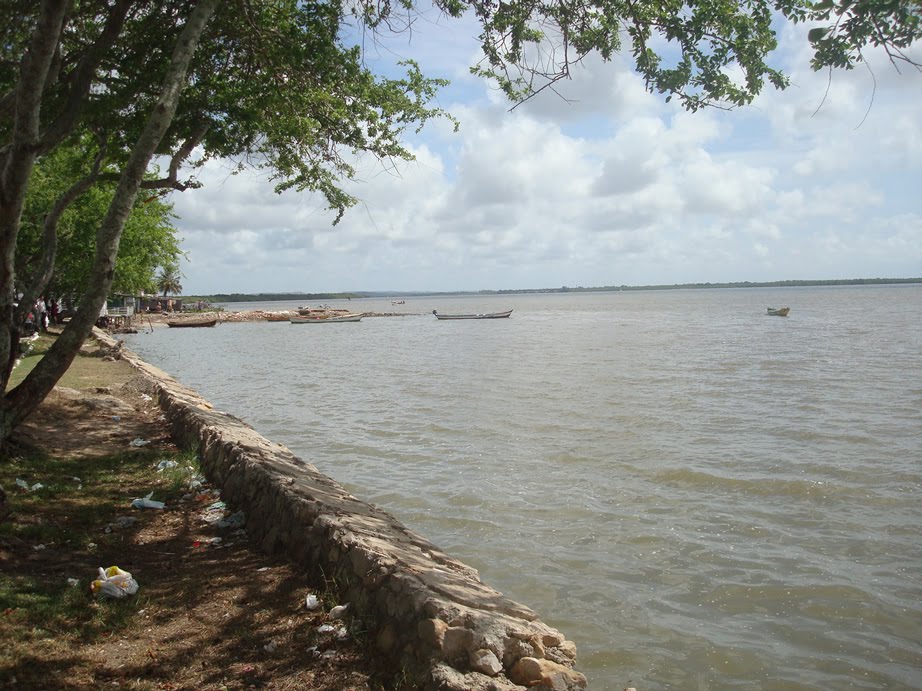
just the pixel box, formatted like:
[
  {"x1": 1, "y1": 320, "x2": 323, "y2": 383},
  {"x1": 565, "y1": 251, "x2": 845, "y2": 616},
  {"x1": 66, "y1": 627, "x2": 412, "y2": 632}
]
[{"x1": 170, "y1": 13, "x2": 922, "y2": 295}]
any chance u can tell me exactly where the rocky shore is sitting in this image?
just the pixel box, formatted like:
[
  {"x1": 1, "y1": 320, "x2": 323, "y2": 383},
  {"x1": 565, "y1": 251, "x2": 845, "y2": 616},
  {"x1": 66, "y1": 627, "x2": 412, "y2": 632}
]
[
  {"x1": 77, "y1": 328, "x2": 589, "y2": 690},
  {"x1": 116, "y1": 308, "x2": 413, "y2": 331}
]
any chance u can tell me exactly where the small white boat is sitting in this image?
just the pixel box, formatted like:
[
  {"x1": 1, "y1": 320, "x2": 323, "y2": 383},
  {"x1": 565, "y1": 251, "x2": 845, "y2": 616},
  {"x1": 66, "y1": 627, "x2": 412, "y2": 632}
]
[
  {"x1": 766, "y1": 307, "x2": 790, "y2": 317},
  {"x1": 290, "y1": 313, "x2": 363, "y2": 324},
  {"x1": 432, "y1": 309, "x2": 513, "y2": 320}
]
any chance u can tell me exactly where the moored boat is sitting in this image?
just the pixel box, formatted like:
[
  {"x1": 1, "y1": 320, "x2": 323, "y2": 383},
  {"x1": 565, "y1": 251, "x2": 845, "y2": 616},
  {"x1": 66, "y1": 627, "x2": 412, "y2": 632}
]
[
  {"x1": 290, "y1": 313, "x2": 363, "y2": 323},
  {"x1": 166, "y1": 318, "x2": 219, "y2": 328},
  {"x1": 766, "y1": 307, "x2": 790, "y2": 317},
  {"x1": 432, "y1": 309, "x2": 513, "y2": 320}
]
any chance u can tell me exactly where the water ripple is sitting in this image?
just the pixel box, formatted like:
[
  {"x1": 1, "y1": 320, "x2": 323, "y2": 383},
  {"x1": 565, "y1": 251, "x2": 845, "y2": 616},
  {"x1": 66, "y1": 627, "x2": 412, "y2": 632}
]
[{"x1": 123, "y1": 286, "x2": 922, "y2": 689}]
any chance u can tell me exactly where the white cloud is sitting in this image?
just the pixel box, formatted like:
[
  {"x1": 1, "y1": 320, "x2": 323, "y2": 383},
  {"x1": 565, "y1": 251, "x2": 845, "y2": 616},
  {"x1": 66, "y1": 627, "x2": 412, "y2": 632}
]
[{"x1": 165, "y1": 20, "x2": 922, "y2": 294}]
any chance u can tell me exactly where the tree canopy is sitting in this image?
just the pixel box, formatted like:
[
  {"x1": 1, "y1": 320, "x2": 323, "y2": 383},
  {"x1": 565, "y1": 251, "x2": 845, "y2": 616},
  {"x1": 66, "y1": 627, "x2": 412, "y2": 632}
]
[
  {"x1": 17, "y1": 140, "x2": 182, "y2": 302},
  {"x1": 0, "y1": 0, "x2": 919, "y2": 442},
  {"x1": 156, "y1": 263, "x2": 184, "y2": 297}
]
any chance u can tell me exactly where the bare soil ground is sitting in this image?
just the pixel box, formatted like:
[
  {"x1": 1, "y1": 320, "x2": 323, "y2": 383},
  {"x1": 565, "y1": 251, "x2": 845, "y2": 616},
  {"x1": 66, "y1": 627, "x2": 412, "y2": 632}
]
[{"x1": 1, "y1": 335, "x2": 414, "y2": 690}]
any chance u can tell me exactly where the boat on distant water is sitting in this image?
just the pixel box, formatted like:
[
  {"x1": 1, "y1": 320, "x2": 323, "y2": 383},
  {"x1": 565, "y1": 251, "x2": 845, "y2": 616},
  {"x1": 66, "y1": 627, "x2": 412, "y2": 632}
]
[
  {"x1": 290, "y1": 313, "x2": 363, "y2": 324},
  {"x1": 432, "y1": 309, "x2": 513, "y2": 320},
  {"x1": 766, "y1": 307, "x2": 790, "y2": 317},
  {"x1": 166, "y1": 318, "x2": 219, "y2": 328}
]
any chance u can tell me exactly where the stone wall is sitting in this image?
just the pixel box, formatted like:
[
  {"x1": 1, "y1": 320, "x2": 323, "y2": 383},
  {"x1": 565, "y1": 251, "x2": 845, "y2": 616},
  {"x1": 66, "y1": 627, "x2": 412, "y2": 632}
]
[{"x1": 100, "y1": 331, "x2": 587, "y2": 690}]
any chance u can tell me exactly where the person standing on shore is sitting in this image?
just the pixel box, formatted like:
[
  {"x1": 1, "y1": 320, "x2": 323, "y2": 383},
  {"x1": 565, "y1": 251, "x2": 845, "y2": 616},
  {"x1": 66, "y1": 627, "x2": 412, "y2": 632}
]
[{"x1": 36, "y1": 298, "x2": 48, "y2": 331}]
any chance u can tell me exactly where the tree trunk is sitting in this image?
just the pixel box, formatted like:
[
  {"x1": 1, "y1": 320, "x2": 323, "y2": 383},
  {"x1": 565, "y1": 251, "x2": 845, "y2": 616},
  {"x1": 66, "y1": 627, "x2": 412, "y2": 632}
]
[
  {"x1": 0, "y1": 0, "x2": 220, "y2": 443},
  {"x1": 0, "y1": 0, "x2": 69, "y2": 403}
]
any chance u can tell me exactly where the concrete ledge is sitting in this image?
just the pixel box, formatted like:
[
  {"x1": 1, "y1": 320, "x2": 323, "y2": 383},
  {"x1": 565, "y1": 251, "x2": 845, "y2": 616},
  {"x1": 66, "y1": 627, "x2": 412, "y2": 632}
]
[{"x1": 98, "y1": 330, "x2": 586, "y2": 690}]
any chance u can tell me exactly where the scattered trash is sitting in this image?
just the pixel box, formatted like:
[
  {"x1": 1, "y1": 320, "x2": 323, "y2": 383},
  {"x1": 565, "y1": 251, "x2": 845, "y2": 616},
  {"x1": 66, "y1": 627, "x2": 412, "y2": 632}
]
[
  {"x1": 91, "y1": 566, "x2": 139, "y2": 599},
  {"x1": 329, "y1": 604, "x2": 349, "y2": 620},
  {"x1": 305, "y1": 593, "x2": 321, "y2": 610},
  {"x1": 87, "y1": 542, "x2": 97, "y2": 550},
  {"x1": 201, "y1": 505, "x2": 226, "y2": 524},
  {"x1": 156, "y1": 460, "x2": 178, "y2": 472},
  {"x1": 33, "y1": 544, "x2": 46, "y2": 551},
  {"x1": 141, "y1": 394, "x2": 153, "y2": 402},
  {"x1": 129, "y1": 438, "x2": 150, "y2": 447},
  {"x1": 112, "y1": 415, "x2": 121, "y2": 422},
  {"x1": 131, "y1": 492, "x2": 165, "y2": 509},
  {"x1": 257, "y1": 566, "x2": 270, "y2": 572},
  {"x1": 105, "y1": 516, "x2": 138, "y2": 533},
  {"x1": 206, "y1": 500, "x2": 226, "y2": 511},
  {"x1": 193, "y1": 536, "x2": 223, "y2": 549},
  {"x1": 15, "y1": 478, "x2": 43, "y2": 492},
  {"x1": 316, "y1": 623, "x2": 349, "y2": 641},
  {"x1": 216, "y1": 511, "x2": 245, "y2": 529},
  {"x1": 263, "y1": 641, "x2": 277, "y2": 653},
  {"x1": 67, "y1": 578, "x2": 79, "y2": 587}
]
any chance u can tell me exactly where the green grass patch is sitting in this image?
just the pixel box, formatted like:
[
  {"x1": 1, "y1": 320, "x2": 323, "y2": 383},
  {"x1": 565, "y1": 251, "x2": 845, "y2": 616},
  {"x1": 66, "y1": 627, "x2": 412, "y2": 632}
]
[
  {"x1": 7, "y1": 331, "x2": 137, "y2": 391},
  {"x1": 0, "y1": 445, "x2": 201, "y2": 683},
  {"x1": 0, "y1": 571, "x2": 150, "y2": 645},
  {"x1": 1, "y1": 448, "x2": 199, "y2": 550}
]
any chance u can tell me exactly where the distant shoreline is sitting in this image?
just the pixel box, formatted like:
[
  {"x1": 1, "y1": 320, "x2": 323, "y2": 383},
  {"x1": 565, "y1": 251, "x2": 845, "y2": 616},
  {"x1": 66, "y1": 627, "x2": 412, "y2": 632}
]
[{"x1": 187, "y1": 277, "x2": 922, "y2": 303}]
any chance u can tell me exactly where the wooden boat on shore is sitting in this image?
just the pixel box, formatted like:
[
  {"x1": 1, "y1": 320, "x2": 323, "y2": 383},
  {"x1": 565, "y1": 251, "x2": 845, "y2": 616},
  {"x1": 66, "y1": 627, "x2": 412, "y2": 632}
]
[
  {"x1": 297, "y1": 307, "x2": 350, "y2": 316},
  {"x1": 432, "y1": 309, "x2": 513, "y2": 320},
  {"x1": 290, "y1": 313, "x2": 363, "y2": 324},
  {"x1": 766, "y1": 307, "x2": 790, "y2": 317},
  {"x1": 166, "y1": 318, "x2": 219, "y2": 328}
]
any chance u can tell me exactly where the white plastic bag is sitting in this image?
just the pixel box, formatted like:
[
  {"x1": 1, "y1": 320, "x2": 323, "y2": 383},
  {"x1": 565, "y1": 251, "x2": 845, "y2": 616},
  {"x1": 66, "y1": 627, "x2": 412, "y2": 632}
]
[
  {"x1": 131, "y1": 492, "x2": 165, "y2": 509},
  {"x1": 91, "y1": 566, "x2": 139, "y2": 599}
]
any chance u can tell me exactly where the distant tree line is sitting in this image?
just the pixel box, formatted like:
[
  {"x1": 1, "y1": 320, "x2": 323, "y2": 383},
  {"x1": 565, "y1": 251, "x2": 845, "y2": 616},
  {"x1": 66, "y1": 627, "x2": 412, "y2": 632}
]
[
  {"x1": 189, "y1": 292, "x2": 365, "y2": 303},
  {"x1": 191, "y1": 278, "x2": 922, "y2": 302},
  {"x1": 493, "y1": 278, "x2": 922, "y2": 293}
]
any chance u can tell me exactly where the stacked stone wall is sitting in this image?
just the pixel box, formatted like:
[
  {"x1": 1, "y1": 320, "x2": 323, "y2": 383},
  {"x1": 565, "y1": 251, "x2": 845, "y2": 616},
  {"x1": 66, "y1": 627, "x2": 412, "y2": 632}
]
[{"x1": 98, "y1": 331, "x2": 587, "y2": 690}]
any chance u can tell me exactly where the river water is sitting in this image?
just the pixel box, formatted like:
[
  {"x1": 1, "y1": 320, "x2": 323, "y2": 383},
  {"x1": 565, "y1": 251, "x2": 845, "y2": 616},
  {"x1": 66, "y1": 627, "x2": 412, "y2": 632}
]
[{"x1": 122, "y1": 285, "x2": 922, "y2": 689}]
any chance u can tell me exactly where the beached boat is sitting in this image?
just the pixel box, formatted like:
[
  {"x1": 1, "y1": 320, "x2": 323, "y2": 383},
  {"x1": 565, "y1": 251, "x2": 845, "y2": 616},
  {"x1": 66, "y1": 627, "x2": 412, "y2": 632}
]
[
  {"x1": 432, "y1": 309, "x2": 513, "y2": 320},
  {"x1": 296, "y1": 307, "x2": 350, "y2": 316},
  {"x1": 166, "y1": 318, "x2": 219, "y2": 328},
  {"x1": 766, "y1": 307, "x2": 790, "y2": 317},
  {"x1": 290, "y1": 313, "x2": 363, "y2": 324}
]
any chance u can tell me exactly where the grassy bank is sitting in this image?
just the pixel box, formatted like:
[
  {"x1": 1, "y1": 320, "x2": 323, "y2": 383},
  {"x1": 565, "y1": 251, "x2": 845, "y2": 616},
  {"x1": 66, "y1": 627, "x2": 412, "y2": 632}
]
[
  {"x1": 0, "y1": 447, "x2": 198, "y2": 684},
  {"x1": 8, "y1": 331, "x2": 136, "y2": 391}
]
